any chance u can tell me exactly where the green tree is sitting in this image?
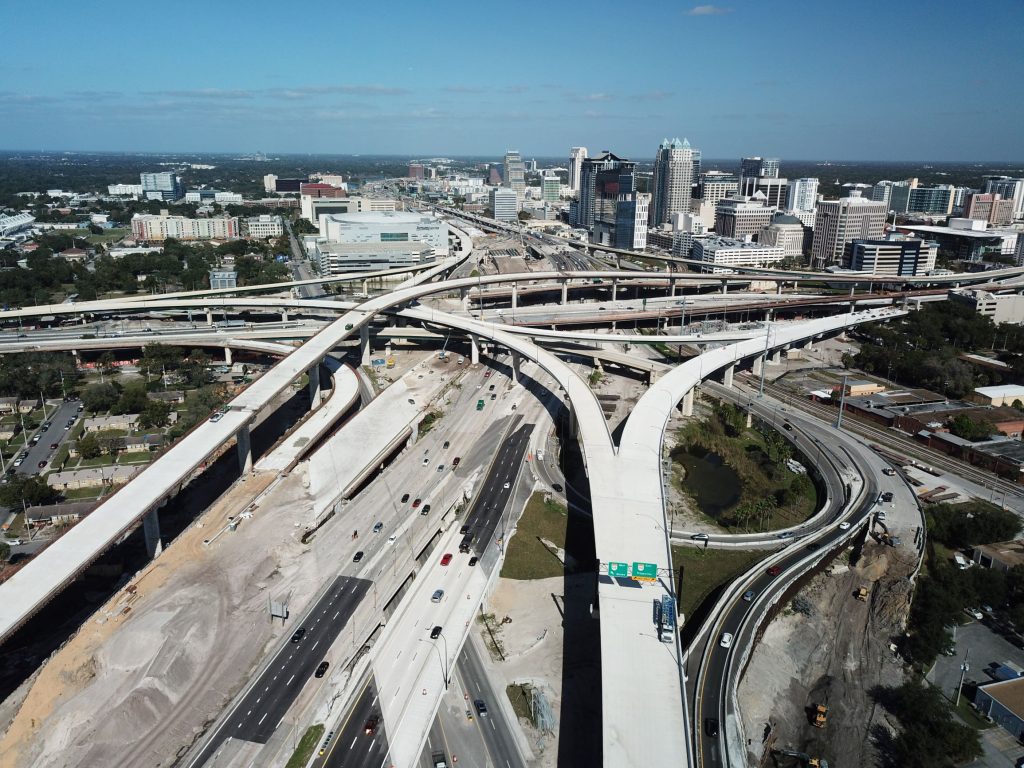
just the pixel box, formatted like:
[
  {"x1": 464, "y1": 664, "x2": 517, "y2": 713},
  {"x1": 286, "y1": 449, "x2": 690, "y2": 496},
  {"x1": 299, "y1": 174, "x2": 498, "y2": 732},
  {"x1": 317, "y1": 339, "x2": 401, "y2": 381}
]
[
  {"x1": 0, "y1": 475, "x2": 59, "y2": 507},
  {"x1": 875, "y1": 682, "x2": 982, "y2": 767},
  {"x1": 81, "y1": 382, "x2": 119, "y2": 412},
  {"x1": 113, "y1": 380, "x2": 148, "y2": 415},
  {"x1": 948, "y1": 413, "x2": 996, "y2": 441},
  {"x1": 97, "y1": 351, "x2": 119, "y2": 375},
  {"x1": 76, "y1": 432, "x2": 101, "y2": 460},
  {"x1": 139, "y1": 400, "x2": 172, "y2": 429}
]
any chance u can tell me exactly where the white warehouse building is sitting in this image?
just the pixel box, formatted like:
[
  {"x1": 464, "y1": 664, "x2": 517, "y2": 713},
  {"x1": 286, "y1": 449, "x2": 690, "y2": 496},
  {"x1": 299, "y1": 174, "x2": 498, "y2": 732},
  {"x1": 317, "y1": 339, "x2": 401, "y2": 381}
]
[
  {"x1": 317, "y1": 212, "x2": 448, "y2": 254},
  {"x1": 693, "y1": 236, "x2": 785, "y2": 274}
]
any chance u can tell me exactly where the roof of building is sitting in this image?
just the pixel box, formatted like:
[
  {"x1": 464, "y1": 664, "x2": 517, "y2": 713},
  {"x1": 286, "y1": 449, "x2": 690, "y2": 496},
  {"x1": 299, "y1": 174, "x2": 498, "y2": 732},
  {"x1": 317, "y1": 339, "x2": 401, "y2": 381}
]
[
  {"x1": 973, "y1": 539, "x2": 1024, "y2": 569},
  {"x1": 980, "y1": 676, "x2": 1024, "y2": 720},
  {"x1": 898, "y1": 224, "x2": 1005, "y2": 240},
  {"x1": 769, "y1": 213, "x2": 804, "y2": 226},
  {"x1": 322, "y1": 211, "x2": 439, "y2": 225},
  {"x1": 975, "y1": 385, "x2": 1024, "y2": 399},
  {"x1": 699, "y1": 236, "x2": 783, "y2": 252}
]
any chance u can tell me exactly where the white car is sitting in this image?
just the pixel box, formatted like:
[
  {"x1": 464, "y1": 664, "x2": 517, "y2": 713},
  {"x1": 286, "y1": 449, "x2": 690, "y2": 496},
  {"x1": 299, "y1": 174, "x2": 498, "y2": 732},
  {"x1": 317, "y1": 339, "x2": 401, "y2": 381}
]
[
  {"x1": 503, "y1": 482, "x2": 510, "y2": 490},
  {"x1": 838, "y1": 522, "x2": 851, "y2": 530},
  {"x1": 387, "y1": 535, "x2": 397, "y2": 545},
  {"x1": 422, "y1": 457, "x2": 430, "y2": 466},
  {"x1": 719, "y1": 632, "x2": 733, "y2": 649}
]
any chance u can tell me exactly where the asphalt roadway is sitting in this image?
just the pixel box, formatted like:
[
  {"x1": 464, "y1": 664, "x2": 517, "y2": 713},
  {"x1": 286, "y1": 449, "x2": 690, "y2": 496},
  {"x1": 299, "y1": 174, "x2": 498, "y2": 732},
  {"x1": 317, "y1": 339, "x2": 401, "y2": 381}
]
[
  {"x1": 12, "y1": 400, "x2": 80, "y2": 476},
  {"x1": 694, "y1": 396, "x2": 879, "y2": 768},
  {"x1": 192, "y1": 575, "x2": 371, "y2": 767},
  {"x1": 318, "y1": 676, "x2": 390, "y2": 768},
  {"x1": 461, "y1": 418, "x2": 534, "y2": 559}
]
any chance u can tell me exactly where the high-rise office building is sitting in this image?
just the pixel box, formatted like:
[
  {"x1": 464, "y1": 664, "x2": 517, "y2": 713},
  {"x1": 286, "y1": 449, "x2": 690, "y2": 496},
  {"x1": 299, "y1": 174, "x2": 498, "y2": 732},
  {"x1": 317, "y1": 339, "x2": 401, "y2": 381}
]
[
  {"x1": 696, "y1": 171, "x2": 738, "y2": 208},
  {"x1": 786, "y1": 178, "x2": 819, "y2": 212},
  {"x1": 579, "y1": 152, "x2": 648, "y2": 249},
  {"x1": 714, "y1": 195, "x2": 776, "y2": 240},
  {"x1": 651, "y1": 138, "x2": 697, "y2": 227},
  {"x1": 845, "y1": 234, "x2": 937, "y2": 277},
  {"x1": 754, "y1": 177, "x2": 788, "y2": 209},
  {"x1": 964, "y1": 193, "x2": 1015, "y2": 226},
  {"x1": 491, "y1": 187, "x2": 519, "y2": 222},
  {"x1": 541, "y1": 173, "x2": 560, "y2": 203},
  {"x1": 140, "y1": 172, "x2": 184, "y2": 202},
  {"x1": 759, "y1": 213, "x2": 808, "y2": 260},
  {"x1": 569, "y1": 147, "x2": 588, "y2": 193},
  {"x1": 577, "y1": 151, "x2": 633, "y2": 229},
  {"x1": 907, "y1": 185, "x2": 954, "y2": 216},
  {"x1": 810, "y1": 191, "x2": 887, "y2": 269},
  {"x1": 738, "y1": 157, "x2": 780, "y2": 196},
  {"x1": 503, "y1": 151, "x2": 526, "y2": 195},
  {"x1": 408, "y1": 163, "x2": 425, "y2": 180}
]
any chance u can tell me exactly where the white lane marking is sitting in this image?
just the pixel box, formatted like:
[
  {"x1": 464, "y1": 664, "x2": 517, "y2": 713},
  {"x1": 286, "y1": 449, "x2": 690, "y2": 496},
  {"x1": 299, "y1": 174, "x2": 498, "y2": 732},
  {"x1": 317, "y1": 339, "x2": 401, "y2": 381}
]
[
  {"x1": 368, "y1": 738, "x2": 377, "y2": 752},
  {"x1": 256, "y1": 696, "x2": 261, "y2": 703},
  {"x1": 334, "y1": 611, "x2": 340, "y2": 619},
  {"x1": 371, "y1": 694, "x2": 378, "y2": 706},
  {"x1": 286, "y1": 674, "x2": 295, "y2": 685},
  {"x1": 350, "y1": 737, "x2": 358, "y2": 750},
  {"x1": 246, "y1": 709, "x2": 251, "y2": 716},
  {"x1": 312, "y1": 640, "x2": 319, "y2": 650},
  {"x1": 258, "y1": 712, "x2": 268, "y2": 725}
]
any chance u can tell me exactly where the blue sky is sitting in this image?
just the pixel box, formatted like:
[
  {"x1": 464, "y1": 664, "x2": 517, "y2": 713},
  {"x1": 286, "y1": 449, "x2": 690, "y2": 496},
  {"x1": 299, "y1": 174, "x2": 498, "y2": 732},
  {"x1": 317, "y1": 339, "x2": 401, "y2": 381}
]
[{"x1": 2, "y1": 0, "x2": 1021, "y2": 160}]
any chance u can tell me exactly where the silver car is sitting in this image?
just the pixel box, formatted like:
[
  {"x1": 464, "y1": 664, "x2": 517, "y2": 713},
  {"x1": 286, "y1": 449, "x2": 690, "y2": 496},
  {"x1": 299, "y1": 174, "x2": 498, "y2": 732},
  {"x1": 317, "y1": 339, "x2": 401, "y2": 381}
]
[{"x1": 431, "y1": 589, "x2": 445, "y2": 603}]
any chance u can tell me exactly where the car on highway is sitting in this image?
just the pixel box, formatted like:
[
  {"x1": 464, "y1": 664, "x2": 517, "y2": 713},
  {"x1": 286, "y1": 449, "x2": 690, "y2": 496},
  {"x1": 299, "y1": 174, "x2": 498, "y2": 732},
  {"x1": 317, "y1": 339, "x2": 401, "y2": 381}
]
[
  {"x1": 460, "y1": 524, "x2": 471, "y2": 535},
  {"x1": 782, "y1": 422, "x2": 792, "y2": 431},
  {"x1": 430, "y1": 625, "x2": 443, "y2": 639},
  {"x1": 704, "y1": 717, "x2": 719, "y2": 737},
  {"x1": 437, "y1": 464, "x2": 445, "y2": 472},
  {"x1": 552, "y1": 483, "x2": 563, "y2": 492},
  {"x1": 690, "y1": 533, "x2": 710, "y2": 541},
  {"x1": 777, "y1": 531, "x2": 795, "y2": 539},
  {"x1": 387, "y1": 534, "x2": 397, "y2": 545},
  {"x1": 422, "y1": 457, "x2": 430, "y2": 466},
  {"x1": 315, "y1": 661, "x2": 330, "y2": 678},
  {"x1": 881, "y1": 491, "x2": 894, "y2": 502},
  {"x1": 421, "y1": 504, "x2": 431, "y2": 515},
  {"x1": 413, "y1": 498, "x2": 422, "y2": 508},
  {"x1": 503, "y1": 482, "x2": 510, "y2": 490},
  {"x1": 474, "y1": 699, "x2": 488, "y2": 717},
  {"x1": 490, "y1": 393, "x2": 496, "y2": 400},
  {"x1": 209, "y1": 412, "x2": 223, "y2": 423},
  {"x1": 442, "y1": 441, "x2": 450, "y2": 449},
  {"x1": 484, "y1": 370, "x2": 492, "y2": 378},
  {"x1": 719, "y1": 632, "x2": 733, "y2": 649},
  {"x1": 742, "y1": 589, "x2": 756, "y2": 602},
  {"x1": 838, "y1": 521, "x2": 851, "y2": 530},
  {"x1": 468, "y1": 556, "x2": 478, "y2": 566},
  {"x1": 363, "y1": 715, "x2": 379, "y2": 735},
  {"x1": 452, "y1": 457, "x2": 461, "y2": 467},
  {"x1": 290, "y1": 628, "x2": 306, "y2": 644},
  {"x1": 488, "y1": 384, "x2": 495, "y2": 391},
  {"x1": 373, "y1": 522, "x2": 383, "y2": 533},
  {"x1": 353, "y1": 551, "x2": 364, "y2": 562},
  {"x1": 49, "y1": 443, "x2": 58, "y2": 450},
  {"x1": 401, "y1": 493, "x2": 410, "y2": 503},
  {"x1": 431, "y1": 589, "x2": 445, "y2": 603},
  {"x1": 440, "y1": 553, "x2": 453, "y2": 566},
  {"x1": 766, "y1": 565, "x2": 782, "y2": 577}
]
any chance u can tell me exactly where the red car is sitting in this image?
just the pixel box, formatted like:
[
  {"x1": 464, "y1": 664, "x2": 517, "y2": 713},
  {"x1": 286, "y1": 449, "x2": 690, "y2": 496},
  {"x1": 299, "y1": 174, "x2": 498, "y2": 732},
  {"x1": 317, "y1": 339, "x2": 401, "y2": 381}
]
[
  {"x1": 412, "y1": 498, "x2": 422, "y2": 508},
  {"x1": 363, "y1": 715, "x2": 379, "y2": 735},
  {"x1": 484, "y1": 370, "x2": 492, "y2": 378},
  {"x1": 766, "y1": 565, "x2": 782, "y2": 577},
  {"x1": 440, "y1": 553, "x2": 453, "y2": 566}
]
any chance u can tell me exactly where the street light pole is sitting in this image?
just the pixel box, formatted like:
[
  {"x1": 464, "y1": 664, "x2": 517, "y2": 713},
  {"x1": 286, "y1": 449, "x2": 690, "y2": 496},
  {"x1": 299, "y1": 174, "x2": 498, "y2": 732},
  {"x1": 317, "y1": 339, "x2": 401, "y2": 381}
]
[{"x1": 757, "y1": 322, "x2": 772, "y2": 398}]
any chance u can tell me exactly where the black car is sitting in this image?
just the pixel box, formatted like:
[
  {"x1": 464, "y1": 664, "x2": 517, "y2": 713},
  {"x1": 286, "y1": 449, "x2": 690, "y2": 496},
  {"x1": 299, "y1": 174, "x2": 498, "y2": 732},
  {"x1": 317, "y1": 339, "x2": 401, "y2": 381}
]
[
  {"x1": 552, "y1": 483, "x2": 563, "y2": 493},
  {"x1": 315, "y1": 661, "x2": 330, "y2": 678},
  {"x1": 459, "y1": 524, "x2": 471, "y2": 535},
  {"x1": 430, "y1": 625, "x2": 443, "y2": 639},
  {"x1": 704, "y1": 717, "x2": 719, "y2": 737},
  {"x1": 421, "y1": 504, "x2": 431, "y2": 514},
  {"x1": 401, "y1": 493, "x2": 410, "y2": 503},
  {"x1": 474, "y1": 699, "x2": 488, "y2": 717},
  {"x1": 290, "y1": 628, "x2": 306, "y2": 644},
  {"x1": 468, "y1": 556, "x2": 478, "y2": 567},
  {"x1": 353, "y1": 551, "x2": 364, "y2": 562}
]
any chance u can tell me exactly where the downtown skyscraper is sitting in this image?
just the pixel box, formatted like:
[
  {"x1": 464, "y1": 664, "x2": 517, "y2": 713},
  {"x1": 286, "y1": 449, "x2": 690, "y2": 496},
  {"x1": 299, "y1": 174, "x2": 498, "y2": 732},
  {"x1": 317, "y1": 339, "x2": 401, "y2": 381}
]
[
  {"x1": 650, "y1": 138, "x2": 697, "y2": 227},
  {"x1": 569, "y1": 146, "x2": 588, "y2": 193},
  {"x1": 503, "y1": 150, "x2": 526, "y2": 196}
]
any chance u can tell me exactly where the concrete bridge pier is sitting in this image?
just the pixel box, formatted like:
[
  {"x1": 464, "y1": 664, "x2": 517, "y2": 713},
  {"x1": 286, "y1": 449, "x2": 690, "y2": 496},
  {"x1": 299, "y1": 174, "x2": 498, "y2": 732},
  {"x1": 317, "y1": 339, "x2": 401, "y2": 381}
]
[
  {"x1": 281, "y1": 310, "x2": 289, "y2": 322},
  {"x1": 224, "y1": 347, "x2": 233, "y2": 366},
  {"x1": 308, "y1": 362, "x2": 322, "y2": 405},
  {"x1": 561, "y1": 280, "x2": 569, "y2": 305},
  {"x1": 723, "y1": 364, "x2": 734, "y2": 388},
  {"x1": 770, "y1": 349, "x2": 782, "y2": 365},
  {"x1": 470, "y1": 334, "x2": 480, "y2": 365},
  {"x1": 142, "y1": 508, "x2": 162, "y2": 558},
  {"x1": 362, "y1": 279, "x2": 369, "y2": 295},
  {"x1": 511, "y1": 351, "x2": 522, "y2": 385},
  {"x1": 682, "y1": 388, "x2": 695, "y2": 417},
  {"x1": 206, "y1": 308, "x2": 213, "y2": 325},
  {"x1": 803, "y1": 338, "x2": 814, "y2": 351},
  {"x1": 511, "y1": 283, "x2": 518, "y2": 311},
  {"x1": 360, "y1": 324, "x2": 372, "y2": 367},
  {"x1": 670, "y1": 278, "x2": 677, "y2": 298},
  {"x1": 777, "y1": 281, "x2": 784, "y2": 295},
  {"x1": 720, "y1": 282, "x2": 728, "y2": 295},
  {"x1": 236, "y1": 424, "x2": 253, "y2": 474},
  {"x1": 611, "y1": 278, "x2": 619, "y2": 302},
  {"x1": 752, "y1": 354, "x2": 764, "y2": 377}
]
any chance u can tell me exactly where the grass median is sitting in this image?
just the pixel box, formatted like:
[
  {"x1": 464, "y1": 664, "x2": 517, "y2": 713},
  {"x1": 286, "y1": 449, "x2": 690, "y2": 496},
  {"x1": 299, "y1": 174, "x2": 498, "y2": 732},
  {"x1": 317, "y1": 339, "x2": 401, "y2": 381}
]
[
  {"x1": 285, "y1": 723, "x2": 325, "y2": 768},
  {"x1": 671, "y1": 545, "x2": 765, "y2": 619},
  {"x1": 500, "y1": 492, "x2": 567, "y2": 580}
]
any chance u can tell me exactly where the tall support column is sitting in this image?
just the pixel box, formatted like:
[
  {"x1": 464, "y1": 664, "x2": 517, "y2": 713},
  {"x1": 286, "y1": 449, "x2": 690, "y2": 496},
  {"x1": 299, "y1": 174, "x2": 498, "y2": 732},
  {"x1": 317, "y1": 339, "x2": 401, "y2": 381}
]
[
  {"x1": 611, "y1": 279, "x2": 619, "y2": 302},
  {"x1": 360, "y1": 324, "x2": 371, "y2": 367},
  {"x1": 308, "y1": 363, "x2": 322, "y2": 405},
  {"x1": 511, "y1": 283, "x2": 518, "y2": 311},
  {"x1": 752, "y1": 354, "x2": 764, "y2": 377},
  {"x1": 236, "y1": 424, "x2": 253, "y2": 475},
  {"x1": 770, "y1": 349, "x2": 782, "y2": 365},
  {"x1": 721, "y1": 282, "x2": 728, "y2": 295},
  {"x1": 803, "y1": 338, "x2": 814, "y2": 351},
  {"x1": 143, "y1": 508, "x2": 162, "y2": 559},
  {"x1": 511, "y1": 350, "x2": 521, "y2": 385},
  {"x1": 561, "y1": 280, "x2": 568, "y2": 305},
  {"x1": 205, "y1": 308, "x2": 213, "y2": 325},
  {"x1": 470, "y1": 334, "x2": 480, "y2": 365},
  {"x1": 224, "y1": 347, "x2": 233, "y2": 366},
  {"x1": 362, "y1": 279, "x2": 369, "y2": 295},
  {"x1": 670, "y1": 278, "x2": 677, "y2": 298},
  {"x1": 777, "y1": 281, "x2": 783, "y2": 295},
  {"x1": 766, "y1": 309, "x2": 773, "y2": 322},
  {"x1": 281, "y1": 310, "x2": 289, "y2": 322},
  {"x1": 723, "y1": 364, "x2": 734, "y2": 388},
  {"x1": 682, "y1": 389, "x2": 695, "y2": 417}
]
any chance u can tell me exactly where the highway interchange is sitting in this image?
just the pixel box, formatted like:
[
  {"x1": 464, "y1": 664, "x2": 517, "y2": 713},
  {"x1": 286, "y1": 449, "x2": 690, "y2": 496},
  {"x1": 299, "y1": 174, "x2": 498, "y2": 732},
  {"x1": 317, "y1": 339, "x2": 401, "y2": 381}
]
[{"x1": 2, "y1": 209, "x2": 1023, "y2": 768}]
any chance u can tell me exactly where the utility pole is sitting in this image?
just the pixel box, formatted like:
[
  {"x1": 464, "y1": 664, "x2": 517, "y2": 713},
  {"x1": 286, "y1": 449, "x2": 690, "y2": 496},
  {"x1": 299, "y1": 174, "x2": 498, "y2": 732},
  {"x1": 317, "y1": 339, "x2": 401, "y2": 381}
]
[{"x1": 955, "y1": 647, "x2": 970, "y2": 707}]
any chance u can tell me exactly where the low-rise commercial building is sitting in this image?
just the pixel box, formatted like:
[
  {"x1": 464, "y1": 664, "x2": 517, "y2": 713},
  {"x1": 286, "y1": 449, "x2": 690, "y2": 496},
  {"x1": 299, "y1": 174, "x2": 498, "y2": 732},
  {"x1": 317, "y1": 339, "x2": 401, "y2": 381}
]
[
  {"x1": 973, "y1": 385, "x2": 1024, "y2": 407},
  {"x1": 300, "y1": 194, "x2": 396, "y2": 225},
  {"x1": 309, "y1": 241, "x2": 436, "y2": 275},
  {"x1": 949, "y1": 288, "x2": 1024, "y2": 325},
  {"x1": 693, "y1": 236, "x2": 785, "y2": 274},
  {"x1": 209, "y1": 270, "x2": 237, "y2": 289},
  {"x1": 316, "y1": 211, "x2": 447, "y2": 254},
  {"x1": 758, "y1": 213, "x2": 808, "y2": 261},
  {"x1": 974, "y1": 678, "x2": 1024, "y2": 740},
  {"x1": 244, "y1": 215, "x2": 283, "y2": 239},
  {"x1": 47, "y1": 465, "x2": 141, "y2": 491},
  {"x1": 83, "y1": 414, "x2": 140, "y2": 433},
  {"x1": 971, "y1": 539, "x2": 1024, "y2": 572},
  {"x1": 845, "y1": 234, "x2": 937, "y2": 277}
]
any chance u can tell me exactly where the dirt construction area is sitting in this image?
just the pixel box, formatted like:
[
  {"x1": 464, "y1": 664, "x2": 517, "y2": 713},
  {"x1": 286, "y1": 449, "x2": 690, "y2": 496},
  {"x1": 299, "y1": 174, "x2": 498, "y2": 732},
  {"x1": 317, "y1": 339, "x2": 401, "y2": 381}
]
[{"x1": 738, "y1": 541, "x2": 918, "y2": 766}]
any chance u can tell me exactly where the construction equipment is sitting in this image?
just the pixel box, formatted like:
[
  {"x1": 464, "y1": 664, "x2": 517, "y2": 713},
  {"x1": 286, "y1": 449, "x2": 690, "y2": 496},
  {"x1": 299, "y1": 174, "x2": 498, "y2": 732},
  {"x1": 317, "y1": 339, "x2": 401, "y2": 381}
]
[
  {"x1": 813, "y1": 702, "x2": 828, "y2": 728},
  {"x1": 855, "y1": 585, "x2": 868, "y2": 602},
  {"x1": 775, "y1": 748, "x2": 829, "y2": 768}
]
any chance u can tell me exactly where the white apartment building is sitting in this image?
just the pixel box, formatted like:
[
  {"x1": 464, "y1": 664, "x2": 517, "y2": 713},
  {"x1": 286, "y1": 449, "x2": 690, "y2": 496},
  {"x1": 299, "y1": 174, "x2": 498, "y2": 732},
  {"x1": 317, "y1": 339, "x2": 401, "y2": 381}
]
[
  {"x1": 810, "y1": 191, "x2": 887, "y2": 269},
  {"x1": 107, "y1": 183, "x2": 143, "y2": 197},
  {"x1": 131, "y1": 213, "x2": 239, "y2": 242},
  {"x1": 569, "y1": 147, "x2": 587, "y2": 193},
  {"x1": 949, "y1": 289, "x2": 1024, "y2": 325},
  {"x1": 245, "y1": 215, "x2": 284, "y2": 239},
  {"x1": 786, "y1": 178, "x2": 819, "y2": 211},
  {"x1": 693, "y1": 236, "x2": 785, "y2": 274}
]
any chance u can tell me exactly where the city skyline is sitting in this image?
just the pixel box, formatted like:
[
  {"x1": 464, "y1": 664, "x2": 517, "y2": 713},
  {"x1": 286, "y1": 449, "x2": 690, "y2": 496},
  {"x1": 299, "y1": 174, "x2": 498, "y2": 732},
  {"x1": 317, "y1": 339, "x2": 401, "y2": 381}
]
[{"x1": 2, "y1": 0, "x2": 1022, "y2": 161}]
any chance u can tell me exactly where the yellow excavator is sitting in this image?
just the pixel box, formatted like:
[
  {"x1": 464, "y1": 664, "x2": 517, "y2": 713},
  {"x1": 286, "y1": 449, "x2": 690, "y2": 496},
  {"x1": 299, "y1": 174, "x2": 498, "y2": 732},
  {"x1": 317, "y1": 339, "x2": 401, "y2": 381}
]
[
  {"x1": 812, "y1": 702, "x2": 828, "y2": 728},
  {"x1": 775, "y1": 748, "x2": 830, "y2": 768}
]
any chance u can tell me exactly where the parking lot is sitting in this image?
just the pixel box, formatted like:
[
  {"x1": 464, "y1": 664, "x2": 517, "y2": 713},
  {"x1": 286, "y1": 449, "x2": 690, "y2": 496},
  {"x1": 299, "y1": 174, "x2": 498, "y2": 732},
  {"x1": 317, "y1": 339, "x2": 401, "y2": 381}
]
[{"x1": 928, "y1": 617, "x2": 1024, "y2": 767}]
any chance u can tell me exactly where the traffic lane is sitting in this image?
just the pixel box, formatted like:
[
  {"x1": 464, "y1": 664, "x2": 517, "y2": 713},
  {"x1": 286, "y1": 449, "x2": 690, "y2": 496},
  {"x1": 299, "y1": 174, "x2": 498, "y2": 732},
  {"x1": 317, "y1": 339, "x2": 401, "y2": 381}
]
[
  {"x1": 463, "y1": 423, "x2": 533, "y2": 547},
  {"x1": 192, "y1": 577, "x2": 371, "y2": 765},
  {"x1": 15, "y1": 401, "x2": 79, "y2": 475},
  {"x1": 457, "y1": 638, "x2": 526, "y2": 768},
  {"x1": 319, "y1": 678, "x2": 389, "y2": 768}
]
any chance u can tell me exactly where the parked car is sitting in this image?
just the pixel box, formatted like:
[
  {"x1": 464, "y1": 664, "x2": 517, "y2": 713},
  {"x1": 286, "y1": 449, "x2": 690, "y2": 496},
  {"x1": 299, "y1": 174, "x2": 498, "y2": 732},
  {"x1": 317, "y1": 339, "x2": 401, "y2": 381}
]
[
  {"x1": 690, "y1": 533, "x2": 710, "y2": 541},
  {"x1": 742, "y1": 590, "x2": 756, "y2": 602},
  {"x1": 838, "y1": 521, "x2": 851, "y2": 530},
  {"x1": 468, "y1": 556, "x2": 478, "y2": 567},
  {"x1": 430, "y1": 625, "x2": 443, "y2": 639},
  {"x1": 766, "y1": 565, "x2": 782, "y2": 577},
  {"x1": 412, "y1": 498, "x2": 421, "y2": 508},
  {"x1": 363, "y1": 715, "x2": 379, "y2": 735}
]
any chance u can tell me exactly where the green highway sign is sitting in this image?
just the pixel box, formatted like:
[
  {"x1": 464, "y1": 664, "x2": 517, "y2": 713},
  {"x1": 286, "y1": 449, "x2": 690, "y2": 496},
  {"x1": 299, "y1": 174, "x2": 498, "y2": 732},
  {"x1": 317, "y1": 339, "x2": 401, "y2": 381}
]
[
  {"x1": 631, "y1": 562, "x2": 658, "y2": 580},
  {"x1": 608, "y1": 561, "x2": 629, "y2": 578}
]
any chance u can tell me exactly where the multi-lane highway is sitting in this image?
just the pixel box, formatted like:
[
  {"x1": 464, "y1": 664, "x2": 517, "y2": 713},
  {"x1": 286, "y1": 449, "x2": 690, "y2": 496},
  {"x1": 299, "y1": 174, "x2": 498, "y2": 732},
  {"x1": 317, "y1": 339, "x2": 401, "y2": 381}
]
[{"x1": 317, "y1": 677, "x2": 390, "y2": 768}]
